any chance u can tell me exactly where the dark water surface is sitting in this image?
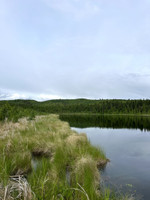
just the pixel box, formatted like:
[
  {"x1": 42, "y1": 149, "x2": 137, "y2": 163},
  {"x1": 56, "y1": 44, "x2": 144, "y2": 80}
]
[{"x1": 60, "y1": 114, "x2": 150, "y2": 200}]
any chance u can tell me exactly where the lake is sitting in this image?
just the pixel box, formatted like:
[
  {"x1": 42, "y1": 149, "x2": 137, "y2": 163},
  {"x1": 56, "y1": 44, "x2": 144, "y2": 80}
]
[{"x1": 60, "y1": 114, "x2": 150, "y2": 200}]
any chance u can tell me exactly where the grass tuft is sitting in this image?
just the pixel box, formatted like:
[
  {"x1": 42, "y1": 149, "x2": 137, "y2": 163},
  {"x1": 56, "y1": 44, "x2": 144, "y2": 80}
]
[{"x1": 0, "y1": 114, "x2": 133, "y2": 200}]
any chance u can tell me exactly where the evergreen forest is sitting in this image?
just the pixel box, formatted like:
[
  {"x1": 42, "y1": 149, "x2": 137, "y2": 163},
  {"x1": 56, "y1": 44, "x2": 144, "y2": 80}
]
[{"x1": 1, "y1": 99, "x2": 150, "y2": 122}]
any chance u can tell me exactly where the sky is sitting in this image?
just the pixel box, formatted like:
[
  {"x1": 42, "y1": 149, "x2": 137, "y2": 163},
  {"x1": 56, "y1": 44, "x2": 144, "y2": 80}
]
[{"x1": 0, "y1": 0, "x2": 150, "y2": 101}]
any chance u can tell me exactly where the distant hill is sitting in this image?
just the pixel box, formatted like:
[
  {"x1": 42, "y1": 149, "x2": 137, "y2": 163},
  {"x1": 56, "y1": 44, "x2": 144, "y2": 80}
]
[{"x1": 1, "y1": 99, "x2": 150, "y2": 115}]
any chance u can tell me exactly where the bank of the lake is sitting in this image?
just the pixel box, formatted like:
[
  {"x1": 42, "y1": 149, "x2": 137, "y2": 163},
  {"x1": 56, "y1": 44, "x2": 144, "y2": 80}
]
[
  {"x1": 60, "y1": 113, "x2": 150, "y2": 200},
  {"x1": 0, "y1": 115, "x2": 115, "y2": 200}
]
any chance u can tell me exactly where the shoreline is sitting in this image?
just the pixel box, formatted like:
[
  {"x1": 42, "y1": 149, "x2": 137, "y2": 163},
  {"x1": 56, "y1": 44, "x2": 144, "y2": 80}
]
[
  {"x1": 0, "y1": 115, "x2": 110, "y2": 200},
  {"x1": 59, "y1": 113, "x2": 150, "y2": 117}
]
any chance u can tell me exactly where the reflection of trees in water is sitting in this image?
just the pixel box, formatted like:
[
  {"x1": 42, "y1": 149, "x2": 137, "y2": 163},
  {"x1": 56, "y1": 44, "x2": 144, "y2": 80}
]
[{"x1": 59, "y1": 114, "x2": 150, "y2": 131}]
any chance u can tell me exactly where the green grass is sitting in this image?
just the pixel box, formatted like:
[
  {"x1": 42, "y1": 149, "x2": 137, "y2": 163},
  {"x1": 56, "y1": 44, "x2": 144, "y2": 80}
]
[{"x1": 0, "y1": 115, "x2": 134, "y2": 200}]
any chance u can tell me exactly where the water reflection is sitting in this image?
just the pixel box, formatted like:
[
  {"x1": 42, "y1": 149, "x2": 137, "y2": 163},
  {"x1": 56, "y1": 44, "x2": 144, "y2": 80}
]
[
  {"x1": 60, "y1": 114, "x2": 150, "y2": 131},
  {"x1": 60, "y1": 114, "x2": 150, "y2": 200}
]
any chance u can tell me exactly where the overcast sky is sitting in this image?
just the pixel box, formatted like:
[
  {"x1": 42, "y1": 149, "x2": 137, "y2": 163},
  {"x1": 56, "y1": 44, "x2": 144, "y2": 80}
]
[{"x1": 0, "y1": 0, "x2": 150, "y2": 101}]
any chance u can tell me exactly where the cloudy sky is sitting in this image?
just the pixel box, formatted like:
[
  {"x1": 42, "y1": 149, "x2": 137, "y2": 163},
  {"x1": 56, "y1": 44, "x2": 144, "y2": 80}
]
[{"x1": 0, "y1": 0, "x2": 150, "y2": 100}]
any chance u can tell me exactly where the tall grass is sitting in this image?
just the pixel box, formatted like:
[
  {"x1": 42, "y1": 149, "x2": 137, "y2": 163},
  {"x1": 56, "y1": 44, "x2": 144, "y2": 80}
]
[{"x1": 0, "y1": 115, "x2": 133, "y2": 200}]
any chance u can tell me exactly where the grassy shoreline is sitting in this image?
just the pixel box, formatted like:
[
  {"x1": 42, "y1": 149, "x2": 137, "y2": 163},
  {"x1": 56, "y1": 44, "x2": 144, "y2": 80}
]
[
  {"x1": 0, "y1": 114, "x2": 135, "y2": 200},
  {"x1": 0, "y1": 115, "x2": 109, "y2": 200}
]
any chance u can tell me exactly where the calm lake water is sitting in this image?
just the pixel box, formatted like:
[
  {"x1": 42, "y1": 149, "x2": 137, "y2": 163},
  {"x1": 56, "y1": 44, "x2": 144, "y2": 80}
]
[{"x1": 60, "y1": 114, "x2": 150, "y2": 200}]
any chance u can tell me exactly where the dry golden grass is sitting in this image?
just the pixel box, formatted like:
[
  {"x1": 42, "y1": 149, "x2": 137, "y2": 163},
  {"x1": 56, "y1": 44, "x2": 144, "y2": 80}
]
[
  {"x1": 0, "y1": 175, "x2": 33, "y2": 200},
  {"x1": 66, "y1": 133, "x2": 87, "y2": 146}
]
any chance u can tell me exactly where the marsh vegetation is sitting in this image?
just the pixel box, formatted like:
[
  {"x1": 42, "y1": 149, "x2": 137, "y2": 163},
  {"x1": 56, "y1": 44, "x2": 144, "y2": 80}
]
[
  {"x1": 0, "y1": 115, "x2": 110, "y2": 200},
  {"x1": 0, "y1": 100, "x2": 142, "y2": 199}
]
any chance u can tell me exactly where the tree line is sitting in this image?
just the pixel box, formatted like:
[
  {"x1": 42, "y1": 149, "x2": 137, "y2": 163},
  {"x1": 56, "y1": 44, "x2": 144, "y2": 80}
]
[
  {"x1": 0, "y1": 102, "x2": 37, "y2": 122},
  {"x1": 1, "y1": 99, "x2": 150, "y2": 121}
]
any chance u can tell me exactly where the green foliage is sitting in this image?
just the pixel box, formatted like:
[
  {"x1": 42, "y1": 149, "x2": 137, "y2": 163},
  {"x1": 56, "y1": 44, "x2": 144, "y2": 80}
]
[
  {"x1": 1, "y1": 99, "x2": 150, "y2": 122},
  {"x1": 0, "y1": 102, "x2": 13, "y2": 121},
  {"x1": 0, "y1": 102, "x2": 39, "y2": 122}
]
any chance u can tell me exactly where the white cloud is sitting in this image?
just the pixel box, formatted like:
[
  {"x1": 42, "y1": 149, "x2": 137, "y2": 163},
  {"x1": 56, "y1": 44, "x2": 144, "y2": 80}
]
[
  {"x1": 0, "y1": 89, "x2": 27, "y2": 100},
  {"x1": 37, "y1": 94, "x2": 62, "y2": 101},
  {"x1": 0, "y1": 0, "x2": 150, "y2": 100},
  {"x1": 0, "y1": 88, "x2": 63, "y2": 101}
]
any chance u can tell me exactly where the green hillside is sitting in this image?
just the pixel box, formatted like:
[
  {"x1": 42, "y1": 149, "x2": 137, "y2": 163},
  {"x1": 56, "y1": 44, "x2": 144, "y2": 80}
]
[{"x1": 1, "y1": 99, "x2": 150, "y2": 122}]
